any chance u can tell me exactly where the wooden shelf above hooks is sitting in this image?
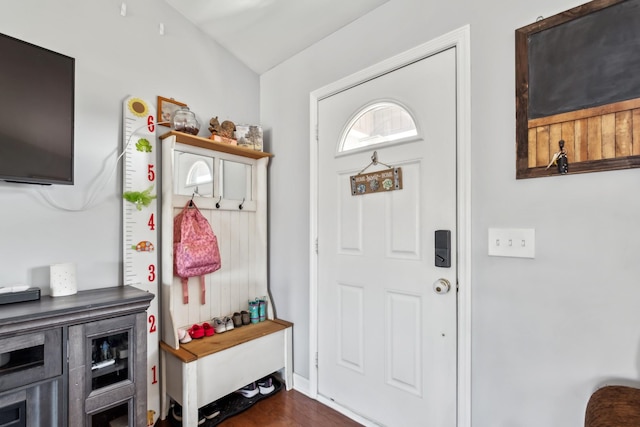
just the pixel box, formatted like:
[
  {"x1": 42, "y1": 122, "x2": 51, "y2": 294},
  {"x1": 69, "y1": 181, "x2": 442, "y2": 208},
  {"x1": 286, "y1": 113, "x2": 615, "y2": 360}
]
[{"x1": 160, "y1": 131, "x2": 272, "y2": 159}]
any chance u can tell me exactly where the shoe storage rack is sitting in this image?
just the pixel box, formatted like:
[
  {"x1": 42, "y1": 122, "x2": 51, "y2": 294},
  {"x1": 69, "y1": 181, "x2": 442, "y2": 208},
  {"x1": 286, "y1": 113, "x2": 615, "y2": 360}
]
[{"x1": 159, "y1": 131, "x2": 293, "y2": 426}]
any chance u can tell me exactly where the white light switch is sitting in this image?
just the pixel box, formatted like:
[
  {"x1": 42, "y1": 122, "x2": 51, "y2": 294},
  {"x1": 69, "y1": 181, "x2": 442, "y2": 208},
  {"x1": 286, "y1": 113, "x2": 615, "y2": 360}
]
[{"x1": 488, "y1": 228, "x2": 535, "y2": 258}]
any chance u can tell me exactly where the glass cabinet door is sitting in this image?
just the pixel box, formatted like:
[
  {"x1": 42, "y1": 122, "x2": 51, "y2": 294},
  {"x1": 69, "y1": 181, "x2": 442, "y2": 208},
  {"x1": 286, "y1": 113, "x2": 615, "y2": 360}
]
[
  {"x1": 70, "y1": 313, "x2": 141, "y2": 425},
  {"x1": 90, "y1": 330, "x2": 130, "y2": 391},
  {"x1": 84, "y1": 315, "x2": 135, "y2": 399}
]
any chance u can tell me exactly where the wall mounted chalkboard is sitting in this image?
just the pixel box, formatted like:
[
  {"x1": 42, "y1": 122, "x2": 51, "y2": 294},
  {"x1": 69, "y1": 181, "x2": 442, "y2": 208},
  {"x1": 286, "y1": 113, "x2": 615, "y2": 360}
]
[{"x1": 515, "y1": 0, "x2": 640, "y2": 179}]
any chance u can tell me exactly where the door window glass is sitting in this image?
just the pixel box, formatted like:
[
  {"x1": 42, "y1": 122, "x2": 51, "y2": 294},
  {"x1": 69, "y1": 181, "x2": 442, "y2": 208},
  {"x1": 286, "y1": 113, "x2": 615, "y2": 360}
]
[{"x1": 340, "y1": 102, "x2": 417, "y2": 152}]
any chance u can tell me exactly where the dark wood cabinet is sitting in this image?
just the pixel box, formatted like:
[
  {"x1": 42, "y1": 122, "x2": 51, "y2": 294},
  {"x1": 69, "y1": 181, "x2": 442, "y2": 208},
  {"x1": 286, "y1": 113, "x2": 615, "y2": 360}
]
[{"x1": 0, "y1": 286, "x2": 152, "y2": 427}]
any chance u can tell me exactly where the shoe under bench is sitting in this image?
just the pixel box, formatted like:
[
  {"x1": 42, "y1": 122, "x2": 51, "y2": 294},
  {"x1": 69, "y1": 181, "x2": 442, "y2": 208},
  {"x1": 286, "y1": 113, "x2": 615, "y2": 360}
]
[{"x1": 160, "y1": 318, "x2": 293, "y2": 426}]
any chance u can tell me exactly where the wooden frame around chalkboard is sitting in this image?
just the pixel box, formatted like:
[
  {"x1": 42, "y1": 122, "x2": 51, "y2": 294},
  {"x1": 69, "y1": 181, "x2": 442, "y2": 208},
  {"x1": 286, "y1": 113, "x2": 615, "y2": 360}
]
[{"x1": 516, "y1": 0, "x2": 640, "y2": 179}]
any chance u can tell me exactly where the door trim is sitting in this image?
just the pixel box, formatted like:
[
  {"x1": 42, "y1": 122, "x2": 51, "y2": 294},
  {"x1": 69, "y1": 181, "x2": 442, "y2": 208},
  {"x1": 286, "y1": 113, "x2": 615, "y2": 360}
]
[{"x1": 308, "y1": 25, "x2": 471, "y2": 426}]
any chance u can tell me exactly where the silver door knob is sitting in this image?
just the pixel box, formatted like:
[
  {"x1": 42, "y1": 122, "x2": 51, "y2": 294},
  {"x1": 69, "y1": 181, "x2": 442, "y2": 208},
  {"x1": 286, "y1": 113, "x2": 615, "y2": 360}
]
[{"x1": 433, "y1": 278, "x2": 451, "y2": 294}]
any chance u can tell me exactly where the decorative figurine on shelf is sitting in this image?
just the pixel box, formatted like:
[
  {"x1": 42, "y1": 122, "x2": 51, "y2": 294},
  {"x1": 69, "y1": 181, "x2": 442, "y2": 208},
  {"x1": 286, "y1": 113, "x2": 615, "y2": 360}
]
[
  {"x1": 101, "y1": 340, "x2": 110, "y2": 361},
  {"x1": 208, "y1": 116, "x2": 236, "y2": 139},
  {"x1": 208, "y1": 116, "x2": 221, "y2": 134},
  {"x1": 220, "y1": 120, "x2": 236, "y2": 139}
]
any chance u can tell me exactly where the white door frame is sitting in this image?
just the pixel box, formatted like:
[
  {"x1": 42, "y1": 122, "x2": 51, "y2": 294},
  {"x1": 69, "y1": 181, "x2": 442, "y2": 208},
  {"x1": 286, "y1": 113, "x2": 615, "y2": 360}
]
[{"x1": 308, "y1": 25, "x2": 471, "y2": 426}]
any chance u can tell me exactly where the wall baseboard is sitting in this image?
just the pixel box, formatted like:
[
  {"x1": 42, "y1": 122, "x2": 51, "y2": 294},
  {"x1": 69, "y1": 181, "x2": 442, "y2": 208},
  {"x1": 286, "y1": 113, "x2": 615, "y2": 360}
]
[{"x1": 292, "y1": 373, "x2": 311, "y2": 397}]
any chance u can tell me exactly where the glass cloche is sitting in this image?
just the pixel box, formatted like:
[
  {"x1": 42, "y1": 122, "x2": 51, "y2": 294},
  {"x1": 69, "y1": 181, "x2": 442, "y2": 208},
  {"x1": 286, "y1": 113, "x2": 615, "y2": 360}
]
[{"x1": 171, "y1": 106, "x2": 200, "y2": 135}]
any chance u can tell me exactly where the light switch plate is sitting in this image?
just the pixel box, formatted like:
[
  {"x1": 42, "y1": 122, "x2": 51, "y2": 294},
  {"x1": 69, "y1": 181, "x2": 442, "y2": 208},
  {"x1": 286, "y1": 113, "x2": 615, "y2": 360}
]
[{"x1": 488, "y1": 228, "x2": 535, "y2": 258}]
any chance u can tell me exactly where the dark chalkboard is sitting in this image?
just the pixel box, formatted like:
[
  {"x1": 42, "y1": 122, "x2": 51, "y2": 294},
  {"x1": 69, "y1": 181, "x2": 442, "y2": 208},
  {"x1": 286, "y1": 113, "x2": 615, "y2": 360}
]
[
  {"x1": 528, "y1": 0, "x2": 640, "y2": 119},
  {"x1": 515, "y1": 0, "x2": 640, "y2": 179}
]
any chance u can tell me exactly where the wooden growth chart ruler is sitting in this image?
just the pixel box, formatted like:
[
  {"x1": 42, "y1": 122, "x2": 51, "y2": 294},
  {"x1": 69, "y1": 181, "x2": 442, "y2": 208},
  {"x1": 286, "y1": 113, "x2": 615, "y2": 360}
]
[{"x1": 122, "y1": 96, "x2": 160, "y2": 426}]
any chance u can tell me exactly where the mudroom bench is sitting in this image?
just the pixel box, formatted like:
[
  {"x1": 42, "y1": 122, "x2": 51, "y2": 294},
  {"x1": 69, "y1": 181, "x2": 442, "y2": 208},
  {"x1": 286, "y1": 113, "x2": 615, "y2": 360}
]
[
  {"x1": 159, "y1": 132, "x2": 290, "y2": 426},
  {"x1": 160, "y1": 319, "x2": 292, "y2": 426}
]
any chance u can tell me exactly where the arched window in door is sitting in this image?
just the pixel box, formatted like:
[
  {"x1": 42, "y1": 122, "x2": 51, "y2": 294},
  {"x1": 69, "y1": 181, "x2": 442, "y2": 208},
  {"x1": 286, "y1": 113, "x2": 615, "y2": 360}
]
[{"x1": 339, "y1": 101, "x2": 418, "y2": 152}]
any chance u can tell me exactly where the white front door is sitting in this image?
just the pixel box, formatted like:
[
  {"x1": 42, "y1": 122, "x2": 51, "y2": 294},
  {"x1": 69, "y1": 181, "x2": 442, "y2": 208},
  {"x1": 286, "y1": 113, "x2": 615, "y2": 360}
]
[{"x1": 317, "y1": 47, "x2": 457, "y2": 426}]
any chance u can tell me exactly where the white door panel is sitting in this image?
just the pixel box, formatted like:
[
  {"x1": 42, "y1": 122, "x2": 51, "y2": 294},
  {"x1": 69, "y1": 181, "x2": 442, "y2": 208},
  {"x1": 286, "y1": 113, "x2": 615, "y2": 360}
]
[{"x1": 317, "y1": 47, "x2": 457, "y2": 426}]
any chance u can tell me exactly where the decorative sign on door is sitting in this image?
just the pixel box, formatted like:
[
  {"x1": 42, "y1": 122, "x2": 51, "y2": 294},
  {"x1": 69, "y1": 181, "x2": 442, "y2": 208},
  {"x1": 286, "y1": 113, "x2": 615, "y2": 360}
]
[
  {"x1": 122, "y1": 96, "x2": 160, "y2": 426},
  {"x1": 351, "y1": 167, "x2": 403, "y2": 195},
  {"x1": 350, "y1": 151, "x2": 403, "y2": 196}
]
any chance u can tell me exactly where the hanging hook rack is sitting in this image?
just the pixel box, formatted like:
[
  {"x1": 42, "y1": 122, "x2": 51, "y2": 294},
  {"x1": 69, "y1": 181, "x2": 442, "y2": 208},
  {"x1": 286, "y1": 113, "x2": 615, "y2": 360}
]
[
  {"x1": 358, "y1": 150, "x2": 393, "y2": 175},
  {"x1": 189, "y1": 186, "x2": 200, "y2": 207}
]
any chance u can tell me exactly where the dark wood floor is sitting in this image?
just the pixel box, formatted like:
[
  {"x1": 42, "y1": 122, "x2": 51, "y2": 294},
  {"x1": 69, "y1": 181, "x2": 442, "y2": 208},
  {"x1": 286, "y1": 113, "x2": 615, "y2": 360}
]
[{"x1": 156, "y1": 388, "x2": 362, "y2": 427}]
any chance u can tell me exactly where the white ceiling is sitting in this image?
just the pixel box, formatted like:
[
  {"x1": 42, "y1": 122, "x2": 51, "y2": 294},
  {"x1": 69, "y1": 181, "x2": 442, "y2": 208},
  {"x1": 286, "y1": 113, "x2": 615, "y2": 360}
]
[{"x1": 165, "y1": 0, "x2": 389, "y2": 75}]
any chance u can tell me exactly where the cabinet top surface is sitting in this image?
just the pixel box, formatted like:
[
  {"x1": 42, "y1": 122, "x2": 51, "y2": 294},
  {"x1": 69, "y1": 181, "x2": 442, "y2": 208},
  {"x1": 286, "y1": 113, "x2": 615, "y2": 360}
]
[
  {"x1": 160, "y1": 131, "x2": 272, "y2": 159},
  {"x1": 0, "y1": 286, "x2": 153, "y2": 329}
]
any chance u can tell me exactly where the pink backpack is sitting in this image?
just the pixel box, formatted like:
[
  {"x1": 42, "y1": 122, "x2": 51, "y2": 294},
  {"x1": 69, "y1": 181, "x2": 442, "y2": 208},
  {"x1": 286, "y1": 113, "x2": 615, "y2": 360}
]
[{"x1": 173, "y1": 201, "x2": 221, "y2": 304}]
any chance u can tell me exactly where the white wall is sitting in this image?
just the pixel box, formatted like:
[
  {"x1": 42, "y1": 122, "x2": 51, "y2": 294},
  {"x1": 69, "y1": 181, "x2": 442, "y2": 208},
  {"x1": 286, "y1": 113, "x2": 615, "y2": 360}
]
[
  {"x1": 262, "y1": 0, "x2": 640, "y2": 425},
  {"x1": 0, "y1": 1, "x2": 259, "y2": 291},
  {"x1": 3, "y1": 0, "x2": 640, "y2": 424}
]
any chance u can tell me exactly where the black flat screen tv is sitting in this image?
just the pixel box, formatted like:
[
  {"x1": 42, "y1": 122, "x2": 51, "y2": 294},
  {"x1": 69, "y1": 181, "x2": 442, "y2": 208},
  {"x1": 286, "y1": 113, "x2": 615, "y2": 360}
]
[{"x1": 0, "y1": 33, "x2": 74, "y2": 185}]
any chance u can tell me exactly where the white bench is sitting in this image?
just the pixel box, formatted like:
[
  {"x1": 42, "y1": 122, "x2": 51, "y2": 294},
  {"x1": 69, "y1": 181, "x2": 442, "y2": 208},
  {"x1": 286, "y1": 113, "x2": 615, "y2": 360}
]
[{"x1": 160, "y1": 319, "x2": 292, "y2": 426}]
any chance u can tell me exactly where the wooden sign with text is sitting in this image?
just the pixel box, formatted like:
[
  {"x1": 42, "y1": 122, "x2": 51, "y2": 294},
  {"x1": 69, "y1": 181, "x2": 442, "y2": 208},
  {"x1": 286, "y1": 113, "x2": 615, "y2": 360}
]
[{"x1": 351, "y1": 167, "x2": 403, "y2": 196}]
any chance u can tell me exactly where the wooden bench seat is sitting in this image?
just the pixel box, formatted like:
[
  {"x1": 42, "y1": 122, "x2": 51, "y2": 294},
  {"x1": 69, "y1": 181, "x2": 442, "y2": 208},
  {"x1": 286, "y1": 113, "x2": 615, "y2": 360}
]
[{"x1": 160, "y1": 319, "x2": 293, "y2": 426}]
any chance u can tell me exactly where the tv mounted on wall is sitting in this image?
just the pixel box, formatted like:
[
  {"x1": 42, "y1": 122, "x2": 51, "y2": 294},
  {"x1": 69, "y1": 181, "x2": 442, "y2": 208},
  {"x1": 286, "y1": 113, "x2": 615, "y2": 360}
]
[{"x1": 0, "y1": 33, "x2": 75, "y2": 185}]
